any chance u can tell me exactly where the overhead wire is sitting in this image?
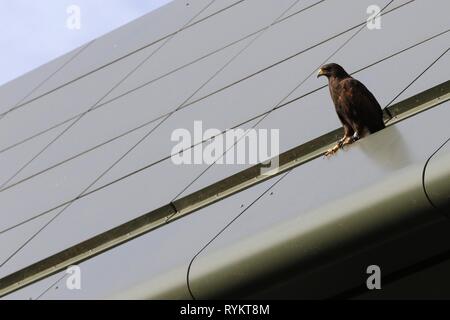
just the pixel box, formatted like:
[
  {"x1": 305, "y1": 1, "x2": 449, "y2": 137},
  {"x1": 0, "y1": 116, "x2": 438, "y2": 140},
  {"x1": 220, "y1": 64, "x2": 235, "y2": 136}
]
[
  {"x1": 384, "y1": 47, "x2": 450, "y2": 121},
  {"x1": 34, "y1": 272, "x2": 68, "y2": 300}
]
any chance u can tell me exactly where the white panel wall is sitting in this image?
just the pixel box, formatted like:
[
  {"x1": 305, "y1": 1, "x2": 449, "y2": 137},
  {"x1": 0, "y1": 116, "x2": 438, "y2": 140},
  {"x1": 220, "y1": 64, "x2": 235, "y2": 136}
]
[{"x1": 1, "y1": 0, "x2": 449, "y2": 298}]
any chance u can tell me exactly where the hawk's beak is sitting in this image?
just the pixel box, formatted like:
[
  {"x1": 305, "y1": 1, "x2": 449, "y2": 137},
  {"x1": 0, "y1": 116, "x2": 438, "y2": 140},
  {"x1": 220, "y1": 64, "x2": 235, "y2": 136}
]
[{"x1": 317, "y1": 68, "x2": 325, "y2": 78}]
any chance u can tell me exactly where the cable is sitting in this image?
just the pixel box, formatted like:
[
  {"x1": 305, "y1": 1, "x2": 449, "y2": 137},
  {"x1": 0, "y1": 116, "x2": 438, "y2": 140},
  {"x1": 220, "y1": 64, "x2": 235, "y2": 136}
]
[
  {"x1": 34, "y1": 272, "x2": 67, "y2": 300},
  {"x1": 0, "y1": 0, "x2": 220, "y2": 269},
  {"x1": 0, "y1": 0, "x2": 247, "y2": 119},
  {"x1": 0, "y1": 2, "x2": 429, "y2": 196},
  {"x1": 0, "y1": 0, "x2": 305, "y2": 270},
  {"x1": 1, "y1": 24, "x2": 445, "y2": 235},
  {"x1": 0, "y1": 0, "x2": 219, "y2": 191},
  {"x1": 384, "y1": 47, "x2": 450, "y2": 119},
  {"x1": 0, "y1": 0, "x2": 413, "y2": 158},
  {"x1": 422, "y1": 136, "x2": 450, "y2": 210},
  {"x1": 0, "y1": 41, "x2": 94, "y2": 120},
  {"x1": 186, "y1": 170, "x2": 292, "y2": 299}
]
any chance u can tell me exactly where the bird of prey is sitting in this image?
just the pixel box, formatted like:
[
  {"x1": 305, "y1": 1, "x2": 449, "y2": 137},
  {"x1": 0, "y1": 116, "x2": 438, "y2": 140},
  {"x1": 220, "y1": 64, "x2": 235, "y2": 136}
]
[{"x1": 317, "y1": 63, "x2": 385, "y2": 156}]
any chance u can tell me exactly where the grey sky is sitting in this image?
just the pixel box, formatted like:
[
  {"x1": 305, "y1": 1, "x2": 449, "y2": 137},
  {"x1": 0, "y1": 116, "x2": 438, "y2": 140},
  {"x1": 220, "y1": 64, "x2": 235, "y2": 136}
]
[{"x1": 0, "y1": 0, "x2": 172, "y2": 86}]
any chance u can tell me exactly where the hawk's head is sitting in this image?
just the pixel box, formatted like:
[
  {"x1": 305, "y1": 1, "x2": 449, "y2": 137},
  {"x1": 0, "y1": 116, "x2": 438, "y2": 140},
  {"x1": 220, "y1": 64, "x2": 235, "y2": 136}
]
[{"x1": 317, "y1": 63, "x2": 349, "y2": 79}]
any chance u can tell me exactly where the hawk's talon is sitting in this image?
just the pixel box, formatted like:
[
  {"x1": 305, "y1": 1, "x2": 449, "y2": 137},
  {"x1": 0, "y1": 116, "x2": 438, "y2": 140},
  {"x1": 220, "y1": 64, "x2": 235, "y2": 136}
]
[
  {"x1": 326, "y1": 134, "x2": 359, "y2": 156},
  {"x1": 324, "y1": 144, "x2": 340, "y2": 157}
]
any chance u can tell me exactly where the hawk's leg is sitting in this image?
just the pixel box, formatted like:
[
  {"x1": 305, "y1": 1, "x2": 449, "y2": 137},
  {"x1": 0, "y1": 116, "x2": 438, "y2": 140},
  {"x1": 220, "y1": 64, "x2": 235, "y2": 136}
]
[
  {"x1": 341, "y1": 132, "x2": 360, "y2": 148},
  {"x1": 341, "y1": 136, "x2": 355, "y2": 147},
  {"x1": 325, "y1": 135, "x2": 350, "y2": 156},
  {"x1": 325, "y1": 126, "x2": 353, "y2": 156}
]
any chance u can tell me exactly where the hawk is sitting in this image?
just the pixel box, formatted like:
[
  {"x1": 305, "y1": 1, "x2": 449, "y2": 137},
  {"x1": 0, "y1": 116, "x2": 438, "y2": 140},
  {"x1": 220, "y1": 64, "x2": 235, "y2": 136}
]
[{"x1": 317, "y1": 63, "x2": 385, "y2": 156}]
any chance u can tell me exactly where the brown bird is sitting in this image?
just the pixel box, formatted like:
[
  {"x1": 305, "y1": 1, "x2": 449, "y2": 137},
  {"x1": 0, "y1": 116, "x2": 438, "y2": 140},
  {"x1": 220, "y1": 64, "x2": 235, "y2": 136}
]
[{"x1": 317, "y1": 63, "x2": 385, "y2": 156}]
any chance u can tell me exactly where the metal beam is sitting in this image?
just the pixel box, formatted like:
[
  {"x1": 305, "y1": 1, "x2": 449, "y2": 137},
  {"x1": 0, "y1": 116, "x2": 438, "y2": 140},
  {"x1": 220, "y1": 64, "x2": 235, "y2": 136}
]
[{"x1": 1, "y1": 80, "x2": 449, "y2": 298}]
